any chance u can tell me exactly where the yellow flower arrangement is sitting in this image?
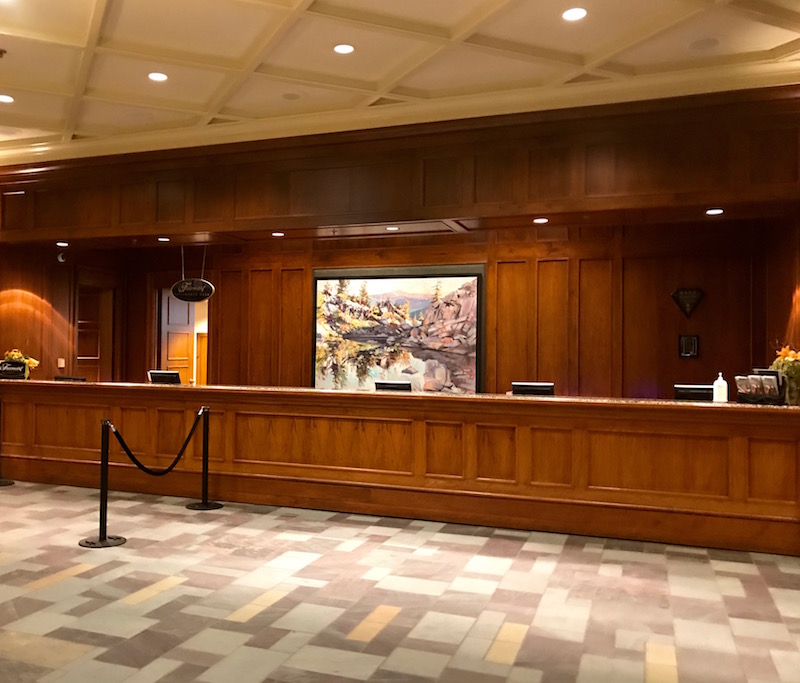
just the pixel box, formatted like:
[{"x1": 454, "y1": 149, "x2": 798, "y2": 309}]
[
  {"x1": 770, "y1": 346, "x2": 800, "y2": 405},
  {"x1": 3, "y1": 348, "x2": 39, "y2": 379}
]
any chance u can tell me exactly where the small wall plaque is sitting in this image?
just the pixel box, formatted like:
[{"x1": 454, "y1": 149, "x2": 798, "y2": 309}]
[
  {"x1": 679, "y1": 335, "x2": 699, "y2": 358},
  {"x1": 672, "y1": 288, "x2": 704, "y2": 318}
]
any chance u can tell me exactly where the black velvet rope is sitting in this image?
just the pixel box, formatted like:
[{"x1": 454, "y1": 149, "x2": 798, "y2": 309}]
[{"x1": 108, "y1": 407, "x2": 206, "y2": 477}]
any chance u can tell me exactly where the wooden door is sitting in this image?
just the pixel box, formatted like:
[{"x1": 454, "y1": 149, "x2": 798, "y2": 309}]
[
  {"x1": 196, "y1": 333, "x2": 208, "y2": 386},
  {"x1": 160, "y1": 289, "x2": 194, "y2": 384}
]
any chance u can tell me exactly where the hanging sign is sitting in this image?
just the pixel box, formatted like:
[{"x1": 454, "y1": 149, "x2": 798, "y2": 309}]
[{"x1": 171, "y1": 278, "x2": 215, "y2": 302}]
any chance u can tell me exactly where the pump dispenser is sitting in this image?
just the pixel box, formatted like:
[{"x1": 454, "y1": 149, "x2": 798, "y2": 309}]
[{"x1": 713, "y1": 372, "x2": 728, "y2": 402}]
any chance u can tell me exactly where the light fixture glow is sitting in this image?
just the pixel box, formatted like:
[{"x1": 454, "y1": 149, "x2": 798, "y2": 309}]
[
  {"x1": 271, "y1": 231, "x2": 285, "y2": 238},
  {"x1": 706, "y1": 207, "x2": 724, "y2": 216},
  {"x1": 333, "y1": 44, "x2": 354, "y2": 54},
  {"x1": 0, "y1": 94, "x2": 14, "y2": 104},
  {"x1": 56, "y1": 241, "x2": 69, "y2": 248},
  {"x1": 148, "y1": 72, "x2": 168, "y2": 82},
  {"x1": 157, "y1": 236, "x2": 170, "y2": 242},
  {"x1": 533, "y1": 217, "x2": 549, "y2": 224},
  {"x1": 385, "y1": 226, "x2": 399, "y2": 231},
  {"x1": 562, "y1": 7, "x2": 587, "y2": 21}
]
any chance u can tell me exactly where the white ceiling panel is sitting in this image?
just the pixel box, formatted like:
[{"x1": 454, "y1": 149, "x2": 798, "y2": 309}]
[
  {"x1": 101, "y1": 0, "x2": 284, "y2": 62},
  {"x1": 615, "y1": 7, "x2": 800, "y2": 69},
  {"x1": 1, "y1": 0, "x2": 800, "y2": 164},
  {"x1": 395, "y1": 46, "x2": 564, "y2": 98},
  {"x1": 223, "y1": 74, "x2": 366, "y2": 118},
  {"x1": 86, "y1": 53, "x2": 230, "y2": 108}
]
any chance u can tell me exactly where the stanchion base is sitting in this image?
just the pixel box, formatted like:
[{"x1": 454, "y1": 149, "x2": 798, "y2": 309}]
[
  {"x1": 0, "y1": 479, "x2": 14, "y2": 487},
  {"x1": 186, "y1": 501, "x2": 223, "y2": 511},
  {"x1": 79, "y1": 535, "x2": 127, "y2": 548}
]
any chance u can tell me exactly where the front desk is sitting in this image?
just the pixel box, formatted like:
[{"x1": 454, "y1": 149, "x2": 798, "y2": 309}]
[{"x1": 1, "y1": 380, "x2": 799, "y2": 555}]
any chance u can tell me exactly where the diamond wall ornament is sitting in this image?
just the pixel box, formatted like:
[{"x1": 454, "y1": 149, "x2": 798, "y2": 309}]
[{"x1": 671, "y1": 288, "x2": 704, "y2": 318}]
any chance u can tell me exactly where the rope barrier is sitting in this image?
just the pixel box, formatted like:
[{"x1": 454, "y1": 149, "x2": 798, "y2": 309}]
[{"x1": 80, "y1": 405, "x2": 222, "y2": 549}]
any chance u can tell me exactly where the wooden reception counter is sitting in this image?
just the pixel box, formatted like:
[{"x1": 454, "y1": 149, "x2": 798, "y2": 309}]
[{"x1": 2, "y1": 380, "x2": 799, "y2": 555}]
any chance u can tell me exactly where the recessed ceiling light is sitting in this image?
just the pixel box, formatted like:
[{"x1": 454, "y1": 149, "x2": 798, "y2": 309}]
[
  {"x1": 157, "y1": 236, "x2": 170, "y2": 242},
  {"x1": 386, "y1": 226, "x2": 399, "y2": 232},
  {"x1": 148, "y1": 72, "x2": 168, "y2": 82},
  {"x1": 562, "y1": 7, "x2": 587, "y2": 21},
  {"x1": 706, "y1": 208, "x2": 724, "y2": 216},
  {"x1": 271, "y1": 231, "x2": 285, "y2": 238},
  {"x1": 56, "y1": 241, "x2": 69, "y2": 248},
  {"x1": 333, "y1": 44, "x2": 354, "y2": 55},
  {"x1": 533, "y1": 217, "x2": 549, "y2": 224},
  {"x1": 0, "y1": 95, "x2": 14, "y2": 104}
]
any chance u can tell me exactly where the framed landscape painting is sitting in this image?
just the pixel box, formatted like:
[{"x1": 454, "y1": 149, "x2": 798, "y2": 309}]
[{"x1": 313, "y1": 266, "x2": 484, "y2": 393}]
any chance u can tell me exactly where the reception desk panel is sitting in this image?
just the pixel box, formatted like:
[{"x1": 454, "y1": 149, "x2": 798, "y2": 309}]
[{"x1": 2, "y1": 381, "x2": 800, "y2": 554}]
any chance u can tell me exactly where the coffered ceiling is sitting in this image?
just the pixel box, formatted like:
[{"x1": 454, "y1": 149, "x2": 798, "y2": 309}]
[{"x1": 1, "y1": 0, "x2": 800, "y2": 166}]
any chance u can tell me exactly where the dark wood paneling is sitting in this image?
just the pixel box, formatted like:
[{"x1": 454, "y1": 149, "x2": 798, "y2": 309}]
[
  {"x1": 476, "y1": 424, "x2": 516, "y2": 482},
  {"x1": 422, "y1": 156, "x2": 461, "y2": 207},
  {"x1": 156, "y1": 180, "x2": 186, "y2": 223},
  {"x1": 622, "y1": 258, "x2": 660, "y2": 398},
  {"x1": 528, "y1": 146, "x2": 572, "y2": 200},
  {"x1": 290, "y1": 168, "x2": 350, "y2": 215},
  {"x1": 350, "y1": 161, "x2": 413, "y2": 213},
  {"x1": 119, "y1": 182, "x2": 150, "y2": 225},
  {"x1": 194, "y1": 175, "x2": 233, "y2": 222},
  {"x1": 1, "y1": 191, "x2": 29, "y2": 231},
  {"x1": 35, "y1": 186, "x2": 111, "y2": 229},
  {"x1": 279, "y1": 268, "x2": 305, "y2": 387},
  {"x1": 748, "y1": 439, "x2": 797, "y2": 502},
  {"x1": 474, "y1": 150, "x2": 517, "y2": 204},
  {"x1": 495, "y1": 261, "x2": 529, "y2": 392},
  {"x1": 750, "y1": 128, "x2": 798, "y2": 185},
  {"x1": 248, "y1": 269, "x2": 274, "y2": 386},
  {"x1": 217, "y1": 270, "x2": 243, "y2": 385},
  {"x1": 234, "y1": 167, "x2": 290, "y2": 218},
  {"x1": 530, "y1": 428, "x2": 572, "y2": 486},
  {"x1": 579, "y1": 259, "x2": 613, "y2": 397},
  {"x1": 537, "y1": 259, "x2": 569, "y2": 394}
]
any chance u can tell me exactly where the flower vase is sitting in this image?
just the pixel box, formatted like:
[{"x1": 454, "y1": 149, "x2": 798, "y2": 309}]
[{"x1": 786, "y1": 377, "x2": 800, "y2": 406}]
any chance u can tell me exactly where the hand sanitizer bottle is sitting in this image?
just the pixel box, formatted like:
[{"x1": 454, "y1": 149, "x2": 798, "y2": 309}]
[{"x1": 713, "y1": 372, "x2": 728, "y2": 402}]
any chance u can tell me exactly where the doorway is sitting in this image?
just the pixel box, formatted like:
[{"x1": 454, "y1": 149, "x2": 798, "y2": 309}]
[{"x1": 157, "y1": 289, "x2": 208, "y2": 385}]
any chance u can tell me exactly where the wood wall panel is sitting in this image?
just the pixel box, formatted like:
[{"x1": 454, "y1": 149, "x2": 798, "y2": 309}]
[
  {"x1": 248, "y1": 269, "x2": 274, "y2": 386},
  {"x1": 495, "y1": 261, "x2": 529, "y2": 392},
  {"x1": 474, "y1": 150, "x2": 517, "y2": 204},
  {"x1": 156, "y1": 180, "x2": 186, "y2": 223},
  {"x1": 279, "y1": 268, "x2": 306, "y2": 387},
  {"x1": 622, "y1": 258, "x2": 660, "y2": 398},
  {"x1": 217, "y1": 270, "x2": 244, "y2": 386},
  {"x1": 425, "y1": 421, "x2": 464, "y2": 477},
  {"x1": 476, "y1": 424, "x2": 516, "y2": 482},
  {"x1": 537, "y1": 260, "x2": 569, "y2": 394},
  {"x1": 234, "y1": 168, "x2": 290, "y2": 218},
  {"x1": 530, "y1": 428, "x2": 572, "y2": 486},
  {"x1": 2, "y1": 191, "x2": 28, "y2": 231},
  {"x1": 156, "y1": 409, "x2": 188, "y2": 457},
  {"x1": 233, "y1": 413, "x2": 414, "y2": 473},
  {"x1": 528, "y1": 146, "x2": 572, "y2": 200},
  {"x1": 119, "y1": 183, "x2": 150, "y2": 225},
  {"x1": 579, "y1": 259, "x2": 613, "y2": 397},
  {"x1": 35, "y1": 186, "x2": 111, "y2": 229},
  {"x1": 1, "y1": 402, "x2": 27, "y2": 446},
  {"x1": 350, "y1": 162, "x2": 413, "y2": 212},
  {"x1": 194, "y1": 175, "x2": 232, "y2": 222},
  {"x1": 33, "y1": 403, "x2": 105, "y2": 448},
  {"x1": 422, "y1": 157, "x2": 461, "y2": 207},
  {"x1": 749, "y1": 128, "x2": 798, "y2": 185},
  {"x1": 748, "y1": 439, "x2": 797, "y2": 502},
  {"x1": 290, "y1": 168, "x2": 350, "y2": 215},
  {"x1": 116, "y1": 407, "x2": 148, "y2": 463},
  {"x1": 587, "y1": 432, "x2": 729, "y2": 497}
]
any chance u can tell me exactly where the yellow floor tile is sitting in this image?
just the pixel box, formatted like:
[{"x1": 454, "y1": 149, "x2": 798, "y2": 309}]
[
  {"x1": 485, "y1": 639, "x2": 522, "y2": 665},
  {"x1": 0, "y1": 632, "x2": 94, "y2": 669},
  {"x1": 25, "y1": 563, "x2": 95, "y2": 590},
  {"x1": 121, "y1": 575, "x2": 186, "y2": 604},
  {"x1": 346, "y1": 605, "x2": 402, "y2": 642}
]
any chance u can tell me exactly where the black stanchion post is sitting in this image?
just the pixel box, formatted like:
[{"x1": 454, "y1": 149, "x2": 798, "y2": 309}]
[
  {"x1": 187, "y1": 406, "x2": 222, "y2": 511},
  {"x1": 80, "y1": 420, "x2": 126, "y2": 548}
]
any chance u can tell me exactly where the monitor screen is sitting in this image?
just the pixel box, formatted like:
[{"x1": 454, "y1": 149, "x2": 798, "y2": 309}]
[
  {"x1": 673, "y1": 384, "x2": 713, "y2": 401},
  {"x1": 147, "y1": 370, "x2": 182, "y2": 385},
  {"x1": 511, "y1": 381, "x2": 555, "y2": 396},
  {"x1": 54, "y1": 376, "x2": 87, "y2": 382},
  {"x1": 374, "y1": 380, "x2": 412, "y2": 392}
]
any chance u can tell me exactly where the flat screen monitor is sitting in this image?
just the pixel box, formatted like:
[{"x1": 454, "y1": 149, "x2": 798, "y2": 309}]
[
  {"x1": 673, "y1": 384, "x2": 713, "y2": 401},
  {"x1": 512, "y1": 381, "x2": 555, "y2": 396},
  {"x1": 54, "y1": 376, "x2": 86, "y2": 382},
  {"x1": 147, "y1": 370, "x2": 182, "y2": 385},
  {"x1": 374, "y1": 380, "x2": 412, "y2": 392}
]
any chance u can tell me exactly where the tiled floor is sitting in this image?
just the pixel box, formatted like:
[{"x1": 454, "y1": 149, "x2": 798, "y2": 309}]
[{"x1": 1, "y1": 482, "x2": 799, "y2": 682}]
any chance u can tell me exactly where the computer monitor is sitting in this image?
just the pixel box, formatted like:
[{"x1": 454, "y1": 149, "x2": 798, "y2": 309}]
[
  {"x1": 673, "y1": 384, "x2": 713, "y2": 401},
  {"x1": 374, "y1": 380, "x2": 412, "y2": 392},
  {"x1": 147, "y1": 370, "x2": 182, "y2": 384},
  {"x1": 511, "y1": 381, "x2": 555, "y2": 396},
  {"x1": 54, "y1": 376, "x2": 86, "y2": 382}
]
